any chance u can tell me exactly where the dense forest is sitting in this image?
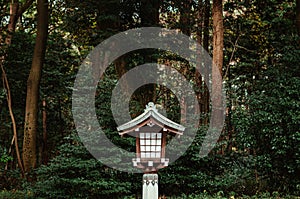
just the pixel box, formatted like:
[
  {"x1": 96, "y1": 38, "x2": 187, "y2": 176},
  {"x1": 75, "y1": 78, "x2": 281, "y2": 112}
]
[{"x1": 0, "y1": 0, "x2": 299, "y2": 198}]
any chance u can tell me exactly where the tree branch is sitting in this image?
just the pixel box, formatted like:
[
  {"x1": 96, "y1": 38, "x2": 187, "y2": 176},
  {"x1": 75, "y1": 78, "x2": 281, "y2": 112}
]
[
  {"x1": 224, "y1": 36, "x2": 239, "y2": 79},
  {"x1": 16, "y1": 0, "x2": 34, "y2": 20}
]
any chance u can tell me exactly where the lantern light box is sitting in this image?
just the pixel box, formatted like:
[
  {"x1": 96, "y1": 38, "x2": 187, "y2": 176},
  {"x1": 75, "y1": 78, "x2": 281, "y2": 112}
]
[{"x1": 117, "y1": 102, "x2": 185, "y2": 172}]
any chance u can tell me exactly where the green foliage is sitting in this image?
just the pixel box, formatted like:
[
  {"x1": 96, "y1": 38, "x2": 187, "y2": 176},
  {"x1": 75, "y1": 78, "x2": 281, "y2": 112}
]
[
  {"x1": 225, "y1": 0, "x2": 300, "y2": 195},
  {"x1": 168, "y1": 192, "x2": 299, "y2": 199},
  {"x1": 0, "y1": 147, "x2": 13, "y2": 165},
  {"x1": 30, "y1": 134, "x2": 137, "y2": 198},
  {"x1": 0, "y1": 190, "x2": 33, "y2": 199}
]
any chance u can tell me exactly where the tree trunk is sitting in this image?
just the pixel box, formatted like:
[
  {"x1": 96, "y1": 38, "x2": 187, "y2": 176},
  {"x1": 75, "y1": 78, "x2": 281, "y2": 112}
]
[
  {"x1": 212, "y1": 0, "x2": 223, "y2": 75},
  {"x1": 212, "y1": 0, "x2": 224, "y2": 153},
  {"x1": 5, "y1": 2, "x2": 19, "y2": 45},
  {"x1": 23, "y1": 0, "x2": 48, "y2": 172},
  {"x1": 137, "y1": 0, "x2": 160, "y2": 107},
  {"x1": 140, "y1": 0, "x2": 160, "y2": 27},
  {"x1": 195, "y1": 1, "x2": 204, "y2": 123},
  {"x1": 200, "y1": 0, "x2": 211, "y2": 125},
  {"x1": 203, "y1": 0, "x2": 210, "y2": 52},
  {"x1": 42, "y1": 99, "x2": 48, "y2": 165},
  {"x1": 180, "y1": 0, "x2": 192, "y2": 36}
]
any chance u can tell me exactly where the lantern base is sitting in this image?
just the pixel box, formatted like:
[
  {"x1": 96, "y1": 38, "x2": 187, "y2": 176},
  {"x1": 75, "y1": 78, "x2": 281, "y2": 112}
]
[
  {"x1": 133, "y1": 158, "x2": 169, "y2": 171},
  {"x1": 143, "y1": 174, "x2": 158, "y2": 199}
]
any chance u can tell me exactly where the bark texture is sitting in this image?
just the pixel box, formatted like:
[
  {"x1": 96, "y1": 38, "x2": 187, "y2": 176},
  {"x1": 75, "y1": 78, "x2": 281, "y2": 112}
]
[
  {"x1": 212, "y1": 0, "x2": 224, "y2": 74},
  {"x1": 23, "y1": 0, "x2": 48, "y2": 172},
  {"x1": 212, "y1": 0, "x2": 224, "y2": 153}
]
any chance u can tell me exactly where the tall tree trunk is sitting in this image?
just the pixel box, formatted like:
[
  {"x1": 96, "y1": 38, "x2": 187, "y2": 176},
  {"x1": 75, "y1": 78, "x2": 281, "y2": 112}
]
[
  {"x1": 212, "y1": 0, "x2": 223, "y2": 74},
  {"x1": 212, "y1": 0, "x2": 224, "y2": 154},
  {"x1": 296, "y1": 0, "x2": 300, "y2": 36},
  {"x1": 178, "y1": 0, "x2": 192, "y2": 124},
  {"x1": 204, "y1": 0, "x2": 211, "y2": 124},
  {"x1": 137, "y1": 0, "x2": 160, "y2": 107},
  {"x1": 23, "y1": 0, "x2": 48, "y2": 172},
  {"x1": 195, "y1": 1, "x2": 204, "y2": 123}
]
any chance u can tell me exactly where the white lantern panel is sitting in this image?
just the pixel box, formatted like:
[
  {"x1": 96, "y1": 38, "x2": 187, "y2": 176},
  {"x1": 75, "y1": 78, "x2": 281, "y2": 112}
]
[
  {"x1": 151, "y1": 140, "x2": 156, "y2": 145},
  {"x1": 150, "y1": 152, "x2": 156, "y2": 158},
  {"x1": 156, "y1": 146, "x2": 161, "y2": 152},
  {"x1": 157, "y1": 133, "x2": 162, "y2": 138},
  {"x1": 140, "y1": 133, "x2": 145, "y2": 138},
  {"x1": 155, "y1": 152, "x2": 161, "y2": 158},
  {"x1": 141, "y1": 152, "x2": 146, "y2": 158},
  {"x1": 141, "y1": 146, "x2": 145, "y2": 151},
  {"x1": 146, "y1": 140, "x2": 151, "y2": 145},
  {"x1": 151, "y1": 146, "x2": 156, "y2": 151},
  {"x1": 140, "y1": 139, "x2": 145, "y2": 145},
  {"x1": 145, "y1": 146, "x2": 151, "y2": 151},
  {"x1": 157, "y1": 140, "x2": 161, "y2": 145}
]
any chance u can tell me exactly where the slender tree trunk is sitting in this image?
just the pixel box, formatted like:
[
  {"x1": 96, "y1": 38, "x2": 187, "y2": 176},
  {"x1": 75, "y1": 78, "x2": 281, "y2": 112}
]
[
  {"x1": 1, "y1": 0, "x2": 26, "y2": 176},
  {"x1": 203, "y1": 0, "x2": 210, "y2": 52},
  {"x1": 296, "y1": 0, "x2": 300, "y2": 36},
  {"x1": 197, "y1": 0, "x2": 203, "y2": 46},
  {"x1": 23, "y1": 0, "x2": 48, "y2": 172},
  {"x1": 200, "y1": 0, "x2": 210, "y2": 125},
  {"x1": 5, "y1": 2, "x2": 19, "y2": 45},
  {"x1": 1, "y1": 67, "x2": 24, "y2": 175},
  {"x1": 195, "y1": 1, "x2": 204, "y2": 123},
  {"x1": 212, "y1": 0, "x2": 224, "y2": 74},
  {"x1": 180, "y1": 0, "x2": 192, "y2": 36},
  {"x1": 3, "y1": 0, "x2": 33, "y2": 45},
  {"x1": 212, "y1": 0, "x2": 224, "y2": 153},
  {"x1": 42, "y1": 99, "x2": 48, "y2": 165}
]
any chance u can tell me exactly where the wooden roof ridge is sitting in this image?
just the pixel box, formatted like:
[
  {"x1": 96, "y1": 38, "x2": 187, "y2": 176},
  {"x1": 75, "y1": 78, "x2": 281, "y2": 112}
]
[{"x1": 117, "y1": 102, "x2": 185, "y2": 135}]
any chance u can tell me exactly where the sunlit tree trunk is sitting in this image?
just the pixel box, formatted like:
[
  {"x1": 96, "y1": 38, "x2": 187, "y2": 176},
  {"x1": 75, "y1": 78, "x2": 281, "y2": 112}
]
[{"x1": 23, "y1": 0, "x2": 48, "y2": 172}]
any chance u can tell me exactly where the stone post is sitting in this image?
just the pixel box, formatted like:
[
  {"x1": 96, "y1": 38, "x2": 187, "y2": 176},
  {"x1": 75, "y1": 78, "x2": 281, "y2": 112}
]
[{"x1": 142, "y1": 174, "x2": 158, "y2": 199}]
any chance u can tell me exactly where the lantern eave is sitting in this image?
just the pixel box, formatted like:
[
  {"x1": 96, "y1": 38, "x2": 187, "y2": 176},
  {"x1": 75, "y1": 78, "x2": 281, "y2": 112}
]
[{"x1": 117, "y1": 102, "x2": 185, "y2": 135}]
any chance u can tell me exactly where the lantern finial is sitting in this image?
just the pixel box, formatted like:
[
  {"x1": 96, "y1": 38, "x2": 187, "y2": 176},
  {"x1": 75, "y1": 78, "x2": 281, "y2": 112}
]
[{"x1": 146, "y1": 102, "x2": 156, "y2": 109}]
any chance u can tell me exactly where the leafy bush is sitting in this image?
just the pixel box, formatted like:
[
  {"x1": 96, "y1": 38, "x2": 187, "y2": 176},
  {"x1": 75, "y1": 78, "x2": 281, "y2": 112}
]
[
  {"x1": 0, "y1": 147, "x2": 13, "y2": 166},
  {"x1": 0, "y1": 190, "x2": 33, "y2": 199},
  {"x1": 29, "y1": 134, "x2": 138, "y2": 198}
]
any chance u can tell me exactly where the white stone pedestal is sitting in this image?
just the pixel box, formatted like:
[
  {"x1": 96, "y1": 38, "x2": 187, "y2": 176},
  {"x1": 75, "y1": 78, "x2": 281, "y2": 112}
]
[{"x1": 142, "y1": 174, "x2": 158, "y2": 199}]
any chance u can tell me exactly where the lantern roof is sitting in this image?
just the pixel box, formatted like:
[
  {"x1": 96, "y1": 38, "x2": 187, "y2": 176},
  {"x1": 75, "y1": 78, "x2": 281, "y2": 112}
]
[{"x1": 117, "y1": 102, "x2": 185, "y2": 136}]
